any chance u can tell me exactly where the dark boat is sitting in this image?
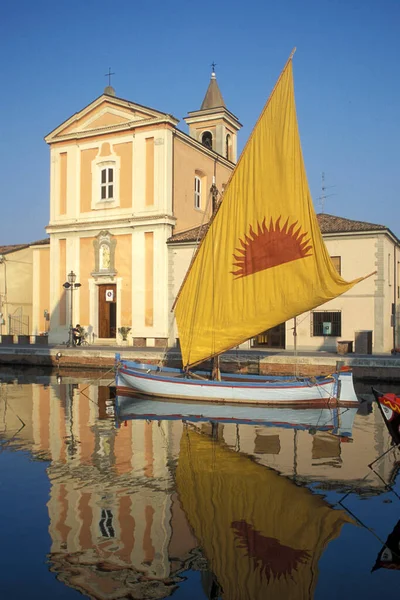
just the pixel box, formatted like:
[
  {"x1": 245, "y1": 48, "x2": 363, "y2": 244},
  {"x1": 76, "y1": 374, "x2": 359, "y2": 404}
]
[{"x1": 371, "y1": 388, "x2": 400, "y2": 446}]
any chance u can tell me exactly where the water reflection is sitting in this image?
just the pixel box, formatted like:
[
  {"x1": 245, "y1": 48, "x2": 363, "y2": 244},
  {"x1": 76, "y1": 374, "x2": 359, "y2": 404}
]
[{"x1": 0, "y1": 374, "x2": 400, "y2": 599}]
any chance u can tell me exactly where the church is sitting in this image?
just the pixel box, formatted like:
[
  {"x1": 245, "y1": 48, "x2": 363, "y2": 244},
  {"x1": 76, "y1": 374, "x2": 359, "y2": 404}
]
[{"x1": 44, "y1": 69, "x2": 240, "y2": 347}]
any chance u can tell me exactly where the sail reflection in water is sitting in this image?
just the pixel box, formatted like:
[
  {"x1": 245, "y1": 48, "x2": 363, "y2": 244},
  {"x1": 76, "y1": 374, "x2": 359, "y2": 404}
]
[
  {"x1": 1, "y1": 378, "x2": 400, "y2": 598},
  {"x1": 176, "y1": 428, "x2": 353, "y2": 600}
]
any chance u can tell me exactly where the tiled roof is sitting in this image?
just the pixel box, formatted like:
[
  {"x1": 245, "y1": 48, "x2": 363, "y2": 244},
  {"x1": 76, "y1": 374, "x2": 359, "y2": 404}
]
[
  {"x1": 167, "y1": 214, "x2": 389, "y2": 244},
  {"x1": 317, "y1": 213, "x2": 386, "y2": 233},
  {"x1": 0, "y1": 238, "x2": 49, "y2": 255}
]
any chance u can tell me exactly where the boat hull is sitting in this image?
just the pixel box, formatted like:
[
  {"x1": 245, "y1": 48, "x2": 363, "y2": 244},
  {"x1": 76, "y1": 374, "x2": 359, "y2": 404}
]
[{"x1": 115, "y1": 358, "x2": 359, "y2": 407}]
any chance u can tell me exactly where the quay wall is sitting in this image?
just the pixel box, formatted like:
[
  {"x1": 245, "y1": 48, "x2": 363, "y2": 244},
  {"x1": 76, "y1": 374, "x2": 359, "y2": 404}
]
[{"x1": 0, "y1": 347, "x2": 399, "y2": 382}]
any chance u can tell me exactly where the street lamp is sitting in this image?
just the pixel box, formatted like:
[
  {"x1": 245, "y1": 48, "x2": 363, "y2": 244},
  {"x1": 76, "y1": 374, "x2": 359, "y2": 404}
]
[{"x1": 63, "y1": 271, "x2": 81, "y2": 347}]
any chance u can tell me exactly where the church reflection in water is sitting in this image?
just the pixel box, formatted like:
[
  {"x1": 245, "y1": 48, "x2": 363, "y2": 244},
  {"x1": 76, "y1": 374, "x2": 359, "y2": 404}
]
[{"x1": 0, "y1": 377, "x2": 398, "y2": 599}]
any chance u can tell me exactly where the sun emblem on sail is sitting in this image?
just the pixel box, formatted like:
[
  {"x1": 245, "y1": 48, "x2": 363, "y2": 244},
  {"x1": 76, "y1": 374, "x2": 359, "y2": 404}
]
[{"x1": 231, "y1": 216, "x2": 312, "y2": 278}]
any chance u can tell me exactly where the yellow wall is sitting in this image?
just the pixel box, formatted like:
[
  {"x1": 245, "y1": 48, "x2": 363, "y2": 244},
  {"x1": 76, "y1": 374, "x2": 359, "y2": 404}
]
[
  {"x1": 39, "y1": 247, "x2": 50, "y2": 333},
  {"x1": 59, "y1": 152, "x2": 67, "y2": 215},
  {"x1": 80, "y1": 148, "x2": 97, "y2": 213},
  {"x1": 173, "y1": 136, "x2": 233, "y2": 232},
  {"x1": 145, "y1": 232, "x2": 154, "y2": 326},
  {"x1": 114, "y1": 234, "x2": 132, "y2": 325},
  {"x1": 59, "y1": 239, "x2": 66, "y2": 326},
  {"x1": 114, "y1": 141, "x2": 133, "y2": 209},
  {"x1": 79, "y1": 238, "x2": 93, "y2": 325},
  {"x1": 145, "y1": 138, "x2": 154, "y2": 206}
]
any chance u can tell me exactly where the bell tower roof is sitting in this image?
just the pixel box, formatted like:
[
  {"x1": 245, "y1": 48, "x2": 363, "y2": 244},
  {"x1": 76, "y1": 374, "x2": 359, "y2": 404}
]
[
  {"x1": 184, "y1": 63, "x2": 242, "y2": 163},
  {"x1": 200, "y1": 66, "x2": 225, "y2": 110}
]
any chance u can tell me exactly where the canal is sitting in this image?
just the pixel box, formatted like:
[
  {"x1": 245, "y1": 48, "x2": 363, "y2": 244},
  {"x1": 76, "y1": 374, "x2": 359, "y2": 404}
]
[{"x1": 1, "y1": 368, "x2": 400, "y2": 599}]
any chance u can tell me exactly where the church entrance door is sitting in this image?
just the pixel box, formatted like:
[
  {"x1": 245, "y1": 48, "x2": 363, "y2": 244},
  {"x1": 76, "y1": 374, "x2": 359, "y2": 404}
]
[{"x1": 98, "y1": 284, "x2": 116, "y2": 339}]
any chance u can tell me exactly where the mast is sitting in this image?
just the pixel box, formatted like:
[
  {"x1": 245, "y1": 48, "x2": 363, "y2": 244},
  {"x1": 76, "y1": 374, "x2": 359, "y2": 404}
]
[{"x1": 211, "y1": 175, "x2": 221, "y2": 380}]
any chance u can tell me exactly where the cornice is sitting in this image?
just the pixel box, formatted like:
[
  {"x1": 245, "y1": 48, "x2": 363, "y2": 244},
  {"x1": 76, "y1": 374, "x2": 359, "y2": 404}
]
[
  {"x1": 46, "y1": 115, "x2": 179, "y2": 144},
  {"x1": 46, "y1": 213, "x2": 177, "y2": 235}
]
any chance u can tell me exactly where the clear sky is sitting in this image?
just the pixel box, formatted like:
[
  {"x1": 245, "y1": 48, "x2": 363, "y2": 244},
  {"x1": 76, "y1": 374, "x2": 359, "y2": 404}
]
[{"x1": 1, "y1": 0, "x2": 399, "y2": 245}]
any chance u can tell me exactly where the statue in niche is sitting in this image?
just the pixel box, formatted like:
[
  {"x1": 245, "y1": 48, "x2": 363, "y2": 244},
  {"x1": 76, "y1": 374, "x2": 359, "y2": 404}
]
[{"x1": 100, "y1": 243, "x2": 111, "y2": 270}]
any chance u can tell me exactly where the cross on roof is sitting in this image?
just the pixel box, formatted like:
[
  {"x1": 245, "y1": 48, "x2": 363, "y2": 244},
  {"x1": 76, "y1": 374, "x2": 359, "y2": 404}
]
[
  {"x1": 211, "y1": 61, "x2": 217, "y2": 73},
  {"x1": 105, "y1": 68, "x2": 115, "y2": 86}
]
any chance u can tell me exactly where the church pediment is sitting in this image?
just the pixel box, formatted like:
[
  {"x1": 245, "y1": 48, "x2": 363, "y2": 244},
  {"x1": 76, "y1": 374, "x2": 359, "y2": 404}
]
[{"x1": 45, "y1": 95, "x2": 178, "y2": 143}]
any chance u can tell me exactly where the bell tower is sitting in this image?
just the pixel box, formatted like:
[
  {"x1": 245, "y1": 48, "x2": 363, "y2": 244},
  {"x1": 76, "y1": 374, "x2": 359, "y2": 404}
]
[{"x1": 184, "y1": 65, "x2": 241, "y2": 163}]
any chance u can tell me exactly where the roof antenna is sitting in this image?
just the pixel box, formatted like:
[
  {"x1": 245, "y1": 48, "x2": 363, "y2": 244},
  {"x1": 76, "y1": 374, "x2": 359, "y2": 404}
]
[{"x1": 317, "y1": 172, "x2": 336, "y2": 213}]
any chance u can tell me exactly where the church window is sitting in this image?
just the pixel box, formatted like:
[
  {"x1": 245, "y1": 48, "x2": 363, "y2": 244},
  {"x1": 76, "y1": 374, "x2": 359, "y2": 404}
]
[
  {"x1": 226, "y1": 134, "x2": 231, "y2": 160},
  {"x1": 101, "y1": 168, "x2": 114, "y2": 200},
  {"x1": 91, "y1": 150, "x2": 120, "y2": 210},
  {"x1": 201, "y1": 131, "x2": 213, "y2": 149},
  {"x1": 194, "y1": 176, "x2": 201, "y2": 209}
]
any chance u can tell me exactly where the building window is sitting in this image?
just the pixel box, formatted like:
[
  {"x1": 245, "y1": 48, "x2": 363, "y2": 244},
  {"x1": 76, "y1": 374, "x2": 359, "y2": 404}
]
[
  {"x1": 201, "y1": 131, "x2": 213, "y2": 149},
  {"x1": 101, "y1": 167, "x2": 114, "y2": 200},
  {"x1": 312, "y1": 311, "x2": 342, "y2": 337},
  {"x1": 388, "y1": 253, "x2": 392, "y2": 286},
  {"x1": 226, "y1": 134, "x2": 231, "y2": 160},
  {"x1": 91, "y1": 150, "x2": 120, "y2": 210},
  {"x1": 194, "y1": 176, "x2": 201, "y2": 209},
  {"x1": 331, "y1": 256, "x2": 341, "y2": 275}
]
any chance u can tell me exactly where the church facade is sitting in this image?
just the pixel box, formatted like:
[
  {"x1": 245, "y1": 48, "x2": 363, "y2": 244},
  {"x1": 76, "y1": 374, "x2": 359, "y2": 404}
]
[{"x1": 44, "y1": 72, "x2": 240, "y2": 346}]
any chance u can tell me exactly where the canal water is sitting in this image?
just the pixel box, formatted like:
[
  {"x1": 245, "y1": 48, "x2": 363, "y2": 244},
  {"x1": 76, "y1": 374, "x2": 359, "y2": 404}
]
[{"x1": 1, "y1": 369, "x2": 400, "y2": 599}]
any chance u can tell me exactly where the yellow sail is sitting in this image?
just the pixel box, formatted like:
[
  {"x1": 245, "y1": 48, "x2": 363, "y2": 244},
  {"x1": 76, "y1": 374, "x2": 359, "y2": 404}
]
[
  {"x1": 174, "y1": 56, "x2": 363, "y2": 368},
  {"x1": 176, "y1": 428, "x2": 353, "y2": 600}
]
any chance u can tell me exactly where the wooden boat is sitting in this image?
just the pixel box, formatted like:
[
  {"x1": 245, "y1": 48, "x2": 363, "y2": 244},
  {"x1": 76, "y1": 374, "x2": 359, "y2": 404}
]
[
  {"x1": 115, "y1": 387, "x2": 358, "y2": 437},
  {"x1": 115, "y1": 50, "x2": 371, "y2": 405},
  {"x1": 116, "y1": 357, "x2": 359, "y2": 405}
]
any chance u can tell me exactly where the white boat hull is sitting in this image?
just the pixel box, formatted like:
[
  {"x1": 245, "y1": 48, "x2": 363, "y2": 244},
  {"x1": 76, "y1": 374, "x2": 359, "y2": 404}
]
[{"x1": 115, "y1": 358, "x2": 359, "y2": 406}]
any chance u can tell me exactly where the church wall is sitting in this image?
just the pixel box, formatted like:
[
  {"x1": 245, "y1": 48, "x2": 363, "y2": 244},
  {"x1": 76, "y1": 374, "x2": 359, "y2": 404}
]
[
  {"x1": 114, "y1": 141, "x2": 133, "y2": 209},
  {"x1": 59, "y1": 152, "x2": 67, "y2": 215},
  {"x1": 173, "y1": 136, "x2": 233, "y2": 232},
  {"x1": 58, "y1": 239, "x2": 67, "y2": 327},
  {"x1": 80, "y1": 148, "x2": 97, "y2": 213},
  {"x1": 79, "y1": 237, "x2": 92, "y2": 326},
  {"x1": 114, "y1": 233, "x2": 132, "y2": 326}
]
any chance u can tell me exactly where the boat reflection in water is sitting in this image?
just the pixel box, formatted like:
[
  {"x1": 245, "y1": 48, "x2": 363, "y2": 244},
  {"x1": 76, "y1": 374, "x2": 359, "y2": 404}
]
[
  {"x1": 1, "y1": 377, "x2": 400, "y2": 598},
  {"x1": 115, "y1": 393, "x2": 359, "y2": 438},
  {"x1": 372, "y1": 520, "x2": 400, "y2": 573}
]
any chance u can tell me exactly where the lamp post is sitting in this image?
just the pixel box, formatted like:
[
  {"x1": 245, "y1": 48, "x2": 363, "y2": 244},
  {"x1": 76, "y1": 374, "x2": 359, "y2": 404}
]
[{"x1": 63, "y1": 271, "x2": 81, "y2": 347}]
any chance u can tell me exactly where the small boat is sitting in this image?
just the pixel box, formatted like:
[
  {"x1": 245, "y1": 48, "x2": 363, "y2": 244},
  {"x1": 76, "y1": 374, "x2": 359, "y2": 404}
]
[
  {"x1": 116, "y1": 357, "x2": 359, "y2": 406},
  {"x1": 371, "y1": 387, "x2": 400, "y2": 445},
  {"x1": 116, "y1": 50, "x2": 371, "y2": 405},
  {"x1": 115, "y1": 388, "x2": 358, "y2": 437}
]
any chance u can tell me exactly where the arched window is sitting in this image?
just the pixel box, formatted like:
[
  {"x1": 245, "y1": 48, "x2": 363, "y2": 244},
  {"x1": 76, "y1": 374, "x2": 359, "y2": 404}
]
[
  {"x1": 201, "y1": 131, "x2": 213, "y2": 149},
  {"x1": 225, "y1": 134, "x2": 231, "y2": 160}
]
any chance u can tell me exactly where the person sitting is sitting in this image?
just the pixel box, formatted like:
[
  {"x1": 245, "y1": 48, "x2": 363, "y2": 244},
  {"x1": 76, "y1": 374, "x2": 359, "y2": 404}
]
[{"x1": 72, "y1": 324, "x2": 84, "y2": 346}]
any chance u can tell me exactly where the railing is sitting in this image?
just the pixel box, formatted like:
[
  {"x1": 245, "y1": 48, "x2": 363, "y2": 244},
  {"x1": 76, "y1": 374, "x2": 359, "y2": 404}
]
[{"x1": 9, "y1": 307, "x2": 29, "y2": 335}]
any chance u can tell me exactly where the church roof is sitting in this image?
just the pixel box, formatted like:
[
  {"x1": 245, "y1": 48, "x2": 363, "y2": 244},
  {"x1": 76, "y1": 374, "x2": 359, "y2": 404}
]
[
  {"x1": 200, "y1": 71, "x2": 225, "y2": 110},
  {"x1": 167, "y1": 214, "x2": 392, "y2": 244}
]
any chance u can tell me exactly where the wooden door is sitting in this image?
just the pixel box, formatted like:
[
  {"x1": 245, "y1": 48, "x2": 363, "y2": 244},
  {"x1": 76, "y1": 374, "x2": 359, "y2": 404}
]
[{"x1": 98, "y1": 284, "x2": 116, "y2": 338}]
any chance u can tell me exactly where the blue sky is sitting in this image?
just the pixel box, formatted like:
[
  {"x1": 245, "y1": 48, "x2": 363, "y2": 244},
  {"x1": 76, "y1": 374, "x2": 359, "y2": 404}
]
[{"x1": 1, "y1": 0, "x2": 399, "y2": 245}]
